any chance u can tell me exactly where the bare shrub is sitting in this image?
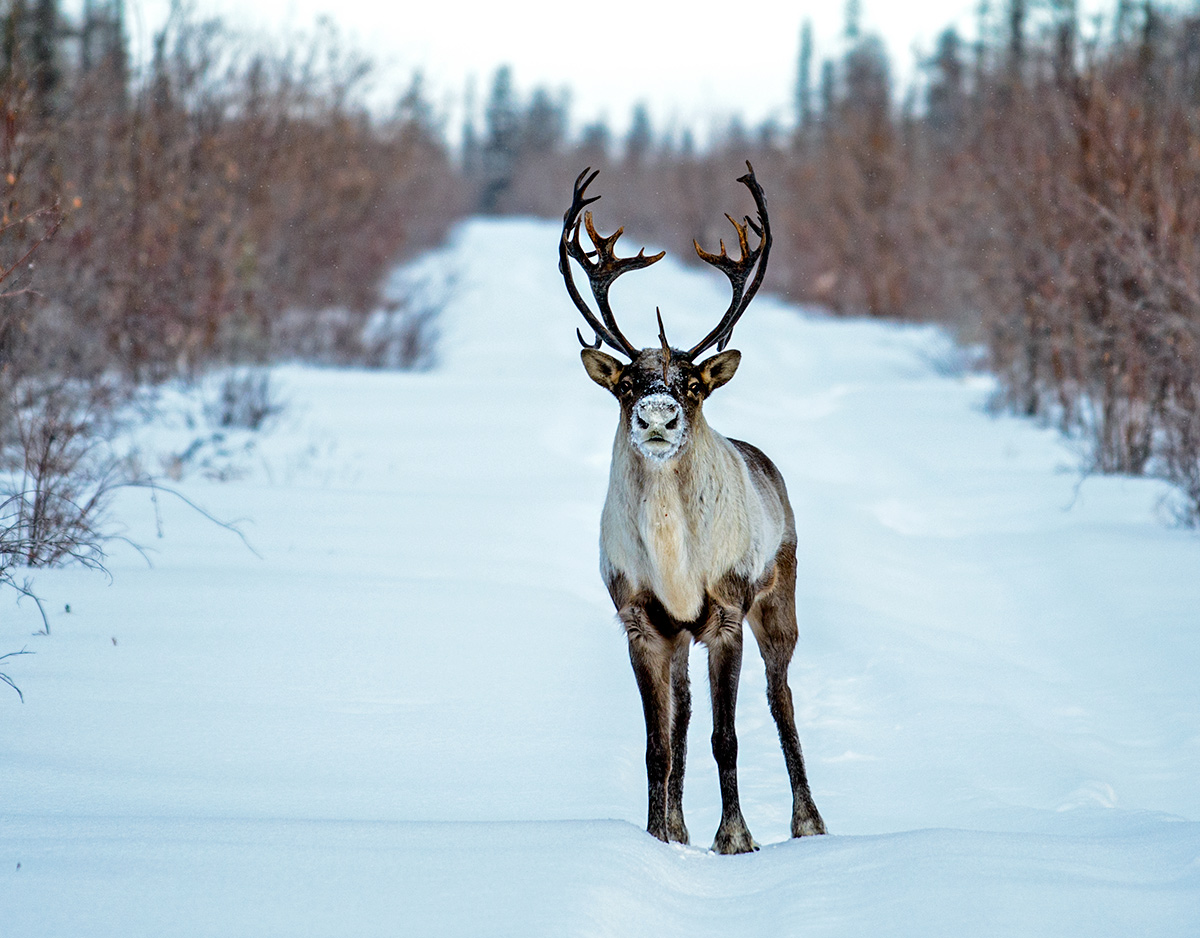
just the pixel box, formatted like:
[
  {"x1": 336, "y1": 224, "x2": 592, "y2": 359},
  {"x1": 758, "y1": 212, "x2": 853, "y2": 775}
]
[
  {"x1": 0, "y1": 381, "x2": 144, "y2": 635},
  {"x1": 269, "y1": 269, "x2": 453, "y2": 370},
  {"x1": 1158, "y1": 388, "x2": 1200, "y2": 527},
  {"x1": 0, "y1": 383, "x2": 141, "y2": 572},
  {"x1": 362, "y1": 270, "x2": 455, "y2": 371},
  {"x1": 204, "y1": 368, "x2": 282, "y2": 431},
  {"x1": 360, "y1": 299, "x2": 441, "y2": 371}
]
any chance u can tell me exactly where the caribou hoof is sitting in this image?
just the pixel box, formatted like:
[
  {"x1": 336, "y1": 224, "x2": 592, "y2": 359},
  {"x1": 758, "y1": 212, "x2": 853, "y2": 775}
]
[
  {"x1": 712, "y1": 823, "x2": 759, "y2": 855},
  {"x1": 792, "y1": 808, "x2": 827, "y2": 837},
  {"x1": 667, "y1": 812, "x2": 690, "y2": 845}
]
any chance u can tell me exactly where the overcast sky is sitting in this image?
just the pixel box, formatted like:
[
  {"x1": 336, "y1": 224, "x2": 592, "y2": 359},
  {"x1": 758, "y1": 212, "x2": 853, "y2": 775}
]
[{"x1": 114, "y1": 0, "x2": 1120, "y2": 140}]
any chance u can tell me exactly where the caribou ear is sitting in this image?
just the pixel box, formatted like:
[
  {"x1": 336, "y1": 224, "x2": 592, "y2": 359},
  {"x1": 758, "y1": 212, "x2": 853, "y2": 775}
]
[
  {"x1": 698, "y1": 349, "x2": 741, "y2": 393},
  {"x1": 581, "y1": 349, "x2": 624, "y2": 392}
]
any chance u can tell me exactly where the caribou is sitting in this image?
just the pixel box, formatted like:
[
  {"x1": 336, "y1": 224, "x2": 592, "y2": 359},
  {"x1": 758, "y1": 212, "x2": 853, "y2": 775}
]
[{"x1": 560, "y1": 163, "x2": 826, "y2": 854}]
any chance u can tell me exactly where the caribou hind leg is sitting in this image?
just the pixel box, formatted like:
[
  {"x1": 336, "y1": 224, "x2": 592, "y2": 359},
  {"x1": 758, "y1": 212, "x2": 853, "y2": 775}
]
[
  {"x1": 667, "y1": 636, "x2": 691, "y2": 844},
  {"x1": 748, "y1": 543, "x2": 827, "y2": 838},
  {"x1": 704, "y1": 605, "x2": 758, "y2": 854}
]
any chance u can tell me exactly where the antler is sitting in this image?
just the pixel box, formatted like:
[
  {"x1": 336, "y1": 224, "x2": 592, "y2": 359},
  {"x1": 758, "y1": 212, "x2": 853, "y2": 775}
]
[
  {"x1": 685, "y1": 161, "x2": 772, "y2": 359},
  {"x1": 560, "y1": 167, "x2": 665, "y2": 358},
  {"x1": 656, "y1": 307, "x2": 671, "y2": 384}
]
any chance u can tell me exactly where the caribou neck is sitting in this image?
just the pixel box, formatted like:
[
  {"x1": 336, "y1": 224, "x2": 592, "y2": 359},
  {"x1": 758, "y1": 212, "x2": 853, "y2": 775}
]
[{"x1": 603, "y1": 413, "x2": 753, "y2": 623}]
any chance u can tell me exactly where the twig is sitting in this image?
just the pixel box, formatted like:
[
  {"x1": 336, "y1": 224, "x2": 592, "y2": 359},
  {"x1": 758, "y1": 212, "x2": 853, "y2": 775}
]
[
  {"x1": 2, "y1": 575, "x2": 51, "y2": 634},
  {"x1": 124, "y1": 481, "x2": 261, "y2": 559},
  {"x1": 0, "y1": 204, "x2": 64, "y2": 287},
  {"x1": 0, "y1": 648, "x2": 34, "y2": 702}
]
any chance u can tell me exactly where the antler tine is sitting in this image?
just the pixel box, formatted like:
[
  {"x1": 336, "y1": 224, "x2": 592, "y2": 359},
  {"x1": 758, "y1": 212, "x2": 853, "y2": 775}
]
[
  {"x1": 686, "y1": 161, "x2": 772, "y2": 359},
  {"x1": 577, "y1": 328, "x2": 602, "y2": 350},
  {"x1": 656, "y1": 307, "x2": 671, "y2": 384},
  {"x1": 560, "y1": 168, "x2": 665, "y2": 358}
]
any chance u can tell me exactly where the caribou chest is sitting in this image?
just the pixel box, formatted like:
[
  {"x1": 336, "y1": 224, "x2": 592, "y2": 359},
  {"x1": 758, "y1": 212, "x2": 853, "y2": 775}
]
[{"x1": 601, "y1": 431, "x2": 759, "y2": 622}]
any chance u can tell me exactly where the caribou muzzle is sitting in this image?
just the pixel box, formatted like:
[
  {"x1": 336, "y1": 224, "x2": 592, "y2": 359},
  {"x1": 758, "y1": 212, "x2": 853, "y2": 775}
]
[{"x1": 631, "y1": 393, "x2": 686, "y2": 459}]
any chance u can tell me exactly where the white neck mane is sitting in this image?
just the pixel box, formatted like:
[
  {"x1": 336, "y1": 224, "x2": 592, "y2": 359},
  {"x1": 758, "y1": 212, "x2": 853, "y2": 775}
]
[{"x1": 600, "y1": 414, "x2": 782, "y2": 621}]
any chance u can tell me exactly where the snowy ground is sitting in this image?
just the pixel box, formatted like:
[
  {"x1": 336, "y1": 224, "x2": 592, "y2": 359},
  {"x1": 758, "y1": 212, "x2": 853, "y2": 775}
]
[{"x1": 4, "y1": 218, "x2": 1200, "y2": 936}]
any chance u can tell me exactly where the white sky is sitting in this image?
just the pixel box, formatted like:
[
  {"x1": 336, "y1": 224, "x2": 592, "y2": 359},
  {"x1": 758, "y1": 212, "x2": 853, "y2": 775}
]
[{"x1": 114, "y1": 0, "x2": 1121, "y2": 141}]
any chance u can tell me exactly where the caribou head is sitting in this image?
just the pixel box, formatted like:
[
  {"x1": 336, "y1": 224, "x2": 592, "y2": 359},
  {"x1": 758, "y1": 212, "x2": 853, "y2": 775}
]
[{"x1": 560, "y1": 162, "x2": 771, "y2": 465}]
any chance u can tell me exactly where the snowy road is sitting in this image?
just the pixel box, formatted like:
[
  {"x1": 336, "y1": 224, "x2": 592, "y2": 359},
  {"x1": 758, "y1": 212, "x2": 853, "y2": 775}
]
[{"x1": 4, "y1": 219, "x2": 1200, "y2": 935}]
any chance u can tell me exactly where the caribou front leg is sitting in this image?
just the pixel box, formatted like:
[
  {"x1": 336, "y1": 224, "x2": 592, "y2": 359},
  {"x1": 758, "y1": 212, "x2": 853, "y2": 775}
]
[
  {"x1": 666, "y1": 636, "x2": 691, "y2": 844},
  {"x1": 621, "y1": 603, "x2": 675, "y2": 843},
  {"x1": 704, "y1": 605, "x2": 757, "y2": 854}
]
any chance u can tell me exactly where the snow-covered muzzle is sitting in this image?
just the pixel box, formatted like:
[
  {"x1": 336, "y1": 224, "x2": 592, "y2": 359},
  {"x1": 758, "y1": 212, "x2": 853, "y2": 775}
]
[{"x1": 629, "y1": 391, "x2": 689, "y2": 461}]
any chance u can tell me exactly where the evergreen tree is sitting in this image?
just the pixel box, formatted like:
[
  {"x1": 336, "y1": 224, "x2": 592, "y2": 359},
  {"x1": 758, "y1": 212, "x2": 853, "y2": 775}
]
[
  {"x1": 1051, "y1": 0, "x2": 1078, "y2": 85},
  {"x1": 1, "y1": 0, "x2": 26, "y2": 87},
  {"x1": 624, "y1": 102, "x2": 652, "y2": 166},
  {"x1": 31, "y1": 0, "x2": 57, "y2": 115},
  {"x1": 795, "y1": 19, "x2": 814, "y2": 131},
  {"x1": 843, "y1": 33, "x2": 890, "y2": 125},
  {"x1": 1114, "y1": 0, "x2": 1134, "y2": 43},
  {"x1": 1007, "y1": 0, "x2": 1026, "y2": 83},
  {"x1": 819, "y1": 58, "x2": 837, "y2": 127},
  {"x1": 460, "y1": 77, "x2": 479, "y2": 177},
  {"x1": 479, "y1": 65, "x2": 519, "y2": 212},
  {"x1": 844, "y1": 0, "x2": 861, "y2": 42},
  {"x1": 578, "y1": 118, "x2": 610, "y2": 161},
  {"x1": 522, "y1": 87, "x2": 566, "y2": 157},
  {"x1": 927, "y1": 27, "x2": 966, "y2": 138}
]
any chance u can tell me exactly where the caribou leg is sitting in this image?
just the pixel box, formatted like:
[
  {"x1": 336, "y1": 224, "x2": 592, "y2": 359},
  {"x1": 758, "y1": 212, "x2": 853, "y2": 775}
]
[
  {"x1": 705, "y1": 607, "x2": 757, "y2": 854},
  {"x1": 622, "y1": 603, "x2": 675, "y2": 843},
  {"x1": 748, "y1": 544, "x2": 826, "y2": 838},
  {"x1": 666, "y1": 636, "x2": 691, "y2": 844}
]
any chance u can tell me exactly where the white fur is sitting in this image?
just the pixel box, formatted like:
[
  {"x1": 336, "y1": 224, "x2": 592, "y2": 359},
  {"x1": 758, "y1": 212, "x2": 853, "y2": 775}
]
[
  {"x1": 629, "y1": 392, "x2": 689, "y2": 461},
  {"x1": 601, "y1": 409, "x2": 786, "y2": 622}
]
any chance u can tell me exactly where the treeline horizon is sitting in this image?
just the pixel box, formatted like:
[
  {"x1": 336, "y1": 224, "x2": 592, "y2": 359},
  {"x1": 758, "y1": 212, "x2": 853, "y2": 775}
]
[{"x1": 2, "y1": 0, "x2": 1200, "y2": 523}]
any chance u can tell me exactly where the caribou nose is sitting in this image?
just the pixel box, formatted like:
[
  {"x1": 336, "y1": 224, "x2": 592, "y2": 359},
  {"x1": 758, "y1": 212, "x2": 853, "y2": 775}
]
[{"x1": 635, "y1": 397, "x2": 681, "y2": 431}]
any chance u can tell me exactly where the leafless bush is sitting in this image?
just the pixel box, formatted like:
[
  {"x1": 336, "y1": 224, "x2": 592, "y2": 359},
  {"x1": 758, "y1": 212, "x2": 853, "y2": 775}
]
[
  {"x1": 362, "y1": 270, "x2": 455, "y2": 371},
  {"x1": 0, "y1": 381, "x2": 143, "y2": 634},
  {"x1": 360, "y1": 299, "x2": 441, "y2": 371},
  {"x1": 0, "y1": 384, "x2": 141, "y2": 570},
  {"x1": 1158, "y1": 389, "x2": 1200, "y2": 526},
  {"x1": 269, "y1": 269, "x2": 453, "y2": 370},
  {"x1": 204, "y1": 368, "x2": 282, "y2": 431}
]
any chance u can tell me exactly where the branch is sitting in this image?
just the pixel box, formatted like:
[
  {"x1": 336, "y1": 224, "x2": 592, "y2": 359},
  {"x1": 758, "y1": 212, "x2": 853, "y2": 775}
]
[
  {"x1": 2, "y1": 574, "x2": 51, "y2": 634},
  {"x1": 0, "y1": 647, "x2": 34, "y2": 701},
  {"x1": 0, "y1": 203, "x2": 64, "y2": 288},
  {"x1": 124, "y1": 481, "x2": 262, "y2": 560}
]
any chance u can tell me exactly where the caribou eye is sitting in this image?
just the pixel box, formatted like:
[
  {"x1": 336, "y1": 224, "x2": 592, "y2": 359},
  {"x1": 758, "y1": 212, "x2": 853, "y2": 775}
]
[
  {"x1": 688, "y1": 382, "x2": 701, "y2": 397},
  {"x1": 618, "y1": 380, "x2": 633, "y2": 396}
]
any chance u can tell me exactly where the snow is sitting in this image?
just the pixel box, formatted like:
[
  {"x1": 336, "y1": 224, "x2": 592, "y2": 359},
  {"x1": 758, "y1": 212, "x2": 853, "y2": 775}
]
[{"x1": 3, "y1": 218, "x2": 1200, "y2": 936}]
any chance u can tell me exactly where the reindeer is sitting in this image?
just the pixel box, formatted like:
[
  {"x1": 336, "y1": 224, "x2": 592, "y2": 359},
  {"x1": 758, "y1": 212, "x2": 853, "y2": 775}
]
[{"x1": 560, "y1": 163, "x2": 826, "y2": 854}]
